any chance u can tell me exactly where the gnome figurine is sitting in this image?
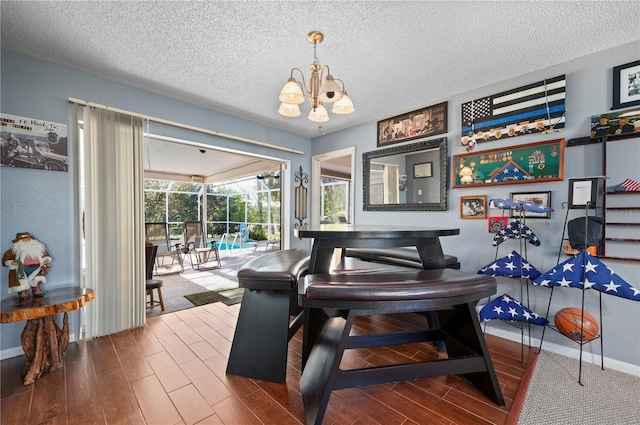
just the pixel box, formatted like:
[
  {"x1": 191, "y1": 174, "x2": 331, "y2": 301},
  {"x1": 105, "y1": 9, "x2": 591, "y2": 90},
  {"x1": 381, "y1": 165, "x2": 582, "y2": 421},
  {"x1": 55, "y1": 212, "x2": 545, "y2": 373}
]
[{"x1": 2, "y1": 232, "x2": 52, "y2": 301}]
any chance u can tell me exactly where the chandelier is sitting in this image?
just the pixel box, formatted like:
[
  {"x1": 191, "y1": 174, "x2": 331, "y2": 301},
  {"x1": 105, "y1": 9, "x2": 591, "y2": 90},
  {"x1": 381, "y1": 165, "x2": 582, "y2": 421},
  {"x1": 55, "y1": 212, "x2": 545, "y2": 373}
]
[{"x1": 278, "y1": 31, "x2": 354, "y2": 123}]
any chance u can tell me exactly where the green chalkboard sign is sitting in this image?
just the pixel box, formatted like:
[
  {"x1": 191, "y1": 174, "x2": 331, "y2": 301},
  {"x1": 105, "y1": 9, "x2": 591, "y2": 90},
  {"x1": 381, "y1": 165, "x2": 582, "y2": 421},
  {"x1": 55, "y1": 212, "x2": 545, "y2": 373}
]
[{"x1": 452, "y1": 138, "x2": 564, "y2": 188}]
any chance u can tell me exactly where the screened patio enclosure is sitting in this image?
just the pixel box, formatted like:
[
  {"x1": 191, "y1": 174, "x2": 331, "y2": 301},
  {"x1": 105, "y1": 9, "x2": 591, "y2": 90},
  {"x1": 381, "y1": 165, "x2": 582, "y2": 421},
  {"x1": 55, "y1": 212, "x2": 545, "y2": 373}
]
[{"x1": 144, "y1": 175, "x2": 281, "y2": 249}]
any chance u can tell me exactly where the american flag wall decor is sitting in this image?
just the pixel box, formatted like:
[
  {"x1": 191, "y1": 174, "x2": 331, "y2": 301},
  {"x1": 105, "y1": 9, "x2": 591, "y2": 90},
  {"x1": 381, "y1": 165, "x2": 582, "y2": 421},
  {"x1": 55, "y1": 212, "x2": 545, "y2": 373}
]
[{"x1": 461, "y1": 75, "x2": 566, "y2": 146}]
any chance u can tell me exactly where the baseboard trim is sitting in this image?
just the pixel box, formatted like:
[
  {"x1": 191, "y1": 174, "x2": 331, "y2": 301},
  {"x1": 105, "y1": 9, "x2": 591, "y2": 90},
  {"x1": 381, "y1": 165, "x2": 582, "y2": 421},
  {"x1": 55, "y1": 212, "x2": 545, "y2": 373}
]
[
  {"x1": 1, "y1": 333, "x2": 78, "y2": 360},
  {"x1": 506, "y1": 349, "x2": 539, "y2": 425},
  {"x1": 484, "y1": 326, "x2": 640, "y2": 377}
]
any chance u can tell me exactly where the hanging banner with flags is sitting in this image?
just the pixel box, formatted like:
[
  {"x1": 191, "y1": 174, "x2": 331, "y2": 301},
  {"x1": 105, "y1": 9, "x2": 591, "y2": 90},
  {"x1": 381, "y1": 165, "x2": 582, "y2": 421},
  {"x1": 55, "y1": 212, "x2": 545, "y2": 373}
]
[{"x1": 461, "y1": 75, "x2": 566, "y2": 146}]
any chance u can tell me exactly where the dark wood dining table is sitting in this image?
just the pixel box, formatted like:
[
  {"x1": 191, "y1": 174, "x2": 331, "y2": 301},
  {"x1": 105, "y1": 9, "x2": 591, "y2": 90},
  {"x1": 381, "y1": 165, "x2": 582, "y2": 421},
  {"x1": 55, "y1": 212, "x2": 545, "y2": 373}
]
[{"x1": 293, "y1": 223, "x2": 460, "y2": 363}]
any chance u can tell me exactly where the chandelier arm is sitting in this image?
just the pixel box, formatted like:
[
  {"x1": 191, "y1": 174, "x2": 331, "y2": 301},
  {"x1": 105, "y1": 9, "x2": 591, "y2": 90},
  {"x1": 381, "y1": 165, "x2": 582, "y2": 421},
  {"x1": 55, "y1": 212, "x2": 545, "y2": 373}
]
[
  {"x1": 333, "y1": 78, "x2": 346, "y2": 92},
  {"x1": 319, "y1": 64, "x2": 331, "y2": 81},
  {"x1": 290, "y1": 67, "x2": 310, "y2": 96}
]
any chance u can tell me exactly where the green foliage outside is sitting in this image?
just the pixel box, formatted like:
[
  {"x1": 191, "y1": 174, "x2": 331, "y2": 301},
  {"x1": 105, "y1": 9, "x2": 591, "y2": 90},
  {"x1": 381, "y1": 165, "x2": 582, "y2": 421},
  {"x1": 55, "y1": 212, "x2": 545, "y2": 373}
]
[
  {"x1": 249, "y1": 226, "x2": 268, "y2": 241},
  {"x1": 145, "y1": 178, "x2": 281, "y2": 241},
  {"x1": 322, "y1": 181, "x2": 347, "y2": 222}
]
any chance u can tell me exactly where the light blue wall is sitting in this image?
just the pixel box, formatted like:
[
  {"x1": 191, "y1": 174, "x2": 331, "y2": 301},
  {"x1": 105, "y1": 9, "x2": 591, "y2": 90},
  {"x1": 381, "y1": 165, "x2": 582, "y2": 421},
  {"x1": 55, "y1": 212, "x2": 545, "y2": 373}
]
[
  {"x1": 310, "y1": 41, "x2": 640, "y2": 367},
  {"x1": 0, "y1": 49, "x2": 312, "y2": 352},
  {"x1": 2, "y1": 42, "x2": 639, "y2": 368}
]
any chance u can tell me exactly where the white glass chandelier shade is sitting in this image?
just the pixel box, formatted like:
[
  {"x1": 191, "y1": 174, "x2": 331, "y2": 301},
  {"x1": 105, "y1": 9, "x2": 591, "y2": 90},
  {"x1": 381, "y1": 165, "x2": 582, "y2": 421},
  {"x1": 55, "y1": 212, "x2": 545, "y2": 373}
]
[
  {"x1": 278, "y1": 31, "x2": 354, "y2": 122},
  {"x1": 308, "y1": 104, "x2": 329, "y2": 122},
  {"x1": 278, "y1": 79, "x2": 305, "y2": 105},
  {"x1": 318, "y1": 75, "x2": 344, "y2": 104},
  {"x1": 278, "y1": 102, "x2": 301, "y2": 117},
  {"x1": 331, "y1": 92, "x2": 354, "y2": 114}
]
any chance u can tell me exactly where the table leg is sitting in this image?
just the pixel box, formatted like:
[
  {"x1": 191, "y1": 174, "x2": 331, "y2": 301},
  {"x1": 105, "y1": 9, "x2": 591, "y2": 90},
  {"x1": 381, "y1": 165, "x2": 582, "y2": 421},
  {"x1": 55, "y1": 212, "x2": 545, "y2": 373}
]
[
  {"x1": 20, "y1": 312, "x2": 69, "y2": 385},
  {"x1": 416, "y1": 238, "x2": 446, "y2": 270}
]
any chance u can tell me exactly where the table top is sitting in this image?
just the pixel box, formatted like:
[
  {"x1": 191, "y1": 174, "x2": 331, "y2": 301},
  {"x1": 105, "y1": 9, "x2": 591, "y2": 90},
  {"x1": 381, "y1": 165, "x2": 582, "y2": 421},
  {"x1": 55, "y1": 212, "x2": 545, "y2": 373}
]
[
  {"x1": 294, "y1": 224, "x2": 459, "y2": 239},
  {"x1": 0, "y1": 287, "x2": 94, "y2": 324}
]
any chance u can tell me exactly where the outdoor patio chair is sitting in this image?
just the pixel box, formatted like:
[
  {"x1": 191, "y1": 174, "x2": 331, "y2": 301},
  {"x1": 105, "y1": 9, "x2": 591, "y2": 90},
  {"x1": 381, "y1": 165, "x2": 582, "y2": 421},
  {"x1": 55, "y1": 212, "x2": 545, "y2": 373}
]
[
  {"x1": 183, "y1": 221, "x2": 221, "y2": 270},
  {"x1": 145, "y1": 222, "x2": 184, "y2": 275}
]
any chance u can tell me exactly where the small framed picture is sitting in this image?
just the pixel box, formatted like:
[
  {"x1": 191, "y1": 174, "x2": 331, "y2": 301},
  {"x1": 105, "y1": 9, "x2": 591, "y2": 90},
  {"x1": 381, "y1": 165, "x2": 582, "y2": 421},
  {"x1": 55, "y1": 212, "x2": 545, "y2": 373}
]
[
  {"x1": 413, "y1": 162, "x2": 433, "y2": 178},
  {"x1": 509, "y1": 191, "x2": 552, "y2": 219},
  {"x1": 568, "y1": 178, "x2": 600, "y2": 209},
  {"x1": 612, "y1": 60, "x2": 640, "y2": 110},
  {"x1": 488, "y1": 216, "x2": 508, "y2": 233},
  {"x1": 460, "y1": 195, "x2": 487, "y2": 219}
]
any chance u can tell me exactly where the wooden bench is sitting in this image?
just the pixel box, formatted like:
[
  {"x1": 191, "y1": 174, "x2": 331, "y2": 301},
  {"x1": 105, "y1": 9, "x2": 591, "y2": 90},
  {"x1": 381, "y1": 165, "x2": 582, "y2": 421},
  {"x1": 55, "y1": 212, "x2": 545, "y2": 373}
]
[
  {"x1": 226, "y1": 249, "x2": 310, "y2": 383},
  {"x1": 343, "y1": 247, "x2": 460, "y2": 269},
  {"x1": 299, "y1": 269, "x2": 504, "y2": 425}
]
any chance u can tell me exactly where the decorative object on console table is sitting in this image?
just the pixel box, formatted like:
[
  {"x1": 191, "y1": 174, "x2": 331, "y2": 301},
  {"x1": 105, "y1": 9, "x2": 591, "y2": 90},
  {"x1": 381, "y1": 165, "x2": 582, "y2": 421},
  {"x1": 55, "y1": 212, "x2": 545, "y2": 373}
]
[
  {"x1": 377, "y1": 101, "x2": 447, "y2": 147},
  {"x1": 2, "y1": 232, "x2": 52, "y2": 301},
  {"x1": 611, "y1": 60, "x2": 640, "y2": 110},
  {"x1": 461, "y1": 75, "x2": 566, "y2": 146},
  {"x1": 452, "y1": 138, "x2": 564, "y2": 188},
  {"x1": 460, "y1": 195, "x2": 487, "y2": 219}
]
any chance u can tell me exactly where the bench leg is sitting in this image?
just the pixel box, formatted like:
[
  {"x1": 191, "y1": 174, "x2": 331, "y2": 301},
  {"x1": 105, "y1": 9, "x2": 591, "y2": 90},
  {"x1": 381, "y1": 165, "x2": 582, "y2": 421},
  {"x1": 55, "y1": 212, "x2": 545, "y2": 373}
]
[
  {"x1": 226, "y1": 289, "x2": 292, "y2": 383},
  {"x1": 436, "y1": 303, "x2": 505, "y2": 406},
  {"x1": 300, "y1": 312, "x2": 355, "y2": 425}
]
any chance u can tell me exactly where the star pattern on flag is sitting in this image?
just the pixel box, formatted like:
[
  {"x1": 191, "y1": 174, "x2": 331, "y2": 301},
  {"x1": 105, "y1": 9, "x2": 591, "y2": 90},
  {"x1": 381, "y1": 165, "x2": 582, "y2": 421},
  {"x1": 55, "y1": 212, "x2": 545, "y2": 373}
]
[
  {"x1": 489, "y1": 198, "x2": 552, "y2": 213},
  {"x1": 490, "y1": 162, "x2": 531, "y2": 182},
  {"x1": 479, "y1": 294, "x2": 549, "y2": 325},
  {"x1": 492, "y1": 219, "x2": 541, "y2": 247},
  {"x1": 533, "y1": 252, "x2": 640, "y2": 301},
  {"x1": 462, "y1": 97, "x2": 492, "y2": 124},
  {"x1": 478, "y1": 250, "x2": 542, "y2": 280}
]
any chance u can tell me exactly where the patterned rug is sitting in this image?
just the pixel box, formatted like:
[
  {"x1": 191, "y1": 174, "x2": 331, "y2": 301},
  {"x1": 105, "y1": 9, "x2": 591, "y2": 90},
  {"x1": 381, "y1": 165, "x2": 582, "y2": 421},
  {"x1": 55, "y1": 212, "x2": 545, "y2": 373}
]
[
  {"x1": 184, "y1": 287, "x2": 244, "y2": 306},
  {"x1": 517, "y1": 350, "x2": 640, "y2": 424}
]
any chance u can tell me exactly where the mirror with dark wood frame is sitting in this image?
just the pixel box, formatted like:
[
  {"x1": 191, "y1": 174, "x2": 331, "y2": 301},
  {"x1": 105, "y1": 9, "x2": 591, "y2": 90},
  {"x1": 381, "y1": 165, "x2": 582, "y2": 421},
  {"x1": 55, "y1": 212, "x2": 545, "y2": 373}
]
[{"x1": 363, "y1": 137, "x2": 448, "y2": 211}]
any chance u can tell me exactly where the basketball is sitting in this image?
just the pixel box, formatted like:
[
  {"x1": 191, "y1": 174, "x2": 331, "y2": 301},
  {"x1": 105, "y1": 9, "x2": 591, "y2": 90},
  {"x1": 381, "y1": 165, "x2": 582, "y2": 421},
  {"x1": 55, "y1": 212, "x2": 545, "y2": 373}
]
[{"x1": 554, "y1": 307, "x2": 599, "y2": 342}]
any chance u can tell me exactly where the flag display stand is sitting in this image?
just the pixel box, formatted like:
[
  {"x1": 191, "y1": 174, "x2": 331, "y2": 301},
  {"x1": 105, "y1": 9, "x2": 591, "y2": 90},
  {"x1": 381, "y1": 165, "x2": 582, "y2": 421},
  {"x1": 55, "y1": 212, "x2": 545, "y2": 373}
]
[
  {"x1": 533, "y1": 189, "x2": 640, "y2": 385},
  {"x1": 536, "y1": 201, "x2": 604, "y2": 385},
  {"x1": 478, "y1": 199, "x2": 550, "y2": 365}
]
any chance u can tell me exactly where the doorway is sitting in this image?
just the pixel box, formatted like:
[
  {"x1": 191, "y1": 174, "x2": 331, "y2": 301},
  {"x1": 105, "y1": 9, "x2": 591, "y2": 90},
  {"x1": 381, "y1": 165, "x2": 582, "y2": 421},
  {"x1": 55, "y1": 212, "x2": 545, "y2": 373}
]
[{"x1": 311, "y1": 147, "x2": 356, "y2": 225}]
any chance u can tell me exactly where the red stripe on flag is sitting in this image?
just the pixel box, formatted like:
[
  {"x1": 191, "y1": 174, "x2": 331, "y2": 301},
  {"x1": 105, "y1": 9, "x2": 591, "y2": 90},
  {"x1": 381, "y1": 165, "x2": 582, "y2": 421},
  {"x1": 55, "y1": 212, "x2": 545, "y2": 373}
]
[{"x1": 619, "y1": 179, "x2": 640, "y2": 191}]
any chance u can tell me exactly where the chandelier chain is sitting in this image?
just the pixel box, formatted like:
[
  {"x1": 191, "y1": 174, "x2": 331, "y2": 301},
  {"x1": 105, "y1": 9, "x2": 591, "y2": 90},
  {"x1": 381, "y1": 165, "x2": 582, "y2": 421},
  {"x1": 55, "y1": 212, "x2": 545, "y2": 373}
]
[{"x1": 313, "y1": 41, "x2": 319, "y2": 64}]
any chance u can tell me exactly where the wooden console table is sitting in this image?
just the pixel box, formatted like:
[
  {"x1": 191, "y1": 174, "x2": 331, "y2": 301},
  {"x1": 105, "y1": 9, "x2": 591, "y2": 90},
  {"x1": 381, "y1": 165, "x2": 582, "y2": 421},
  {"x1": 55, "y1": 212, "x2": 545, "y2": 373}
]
[{"x1": 0, "y1": 287, "x2": 94, "y2": 385}]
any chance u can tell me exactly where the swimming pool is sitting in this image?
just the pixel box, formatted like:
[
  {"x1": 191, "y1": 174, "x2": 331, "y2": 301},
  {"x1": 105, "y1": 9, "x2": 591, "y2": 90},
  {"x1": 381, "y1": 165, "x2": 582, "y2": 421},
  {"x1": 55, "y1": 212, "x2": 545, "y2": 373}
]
[{"x1": 216, "y1": 242, "x2": 243, "y2": 251}]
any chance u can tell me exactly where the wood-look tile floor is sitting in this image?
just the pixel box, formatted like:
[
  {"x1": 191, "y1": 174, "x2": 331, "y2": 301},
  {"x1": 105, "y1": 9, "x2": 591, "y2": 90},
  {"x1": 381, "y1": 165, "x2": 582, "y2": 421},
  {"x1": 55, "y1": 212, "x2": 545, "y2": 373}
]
[{"x1": 1, "y1": 299, "x2": 532, "y2": 425}]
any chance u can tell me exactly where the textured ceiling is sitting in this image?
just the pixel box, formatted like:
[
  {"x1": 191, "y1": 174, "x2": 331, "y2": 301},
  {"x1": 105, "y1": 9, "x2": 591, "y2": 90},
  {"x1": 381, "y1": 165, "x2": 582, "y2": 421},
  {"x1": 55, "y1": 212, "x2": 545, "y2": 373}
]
[{"x1": 2, "y1": 1, "x2": 639, "y2": 141}]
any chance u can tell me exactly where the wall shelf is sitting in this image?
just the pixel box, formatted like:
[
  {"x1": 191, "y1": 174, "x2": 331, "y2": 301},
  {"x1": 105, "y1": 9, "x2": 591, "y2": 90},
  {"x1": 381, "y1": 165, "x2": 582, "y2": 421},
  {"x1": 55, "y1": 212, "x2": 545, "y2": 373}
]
[{"x1": 601, "y1": 136, "x2": 640, "y2": 262}]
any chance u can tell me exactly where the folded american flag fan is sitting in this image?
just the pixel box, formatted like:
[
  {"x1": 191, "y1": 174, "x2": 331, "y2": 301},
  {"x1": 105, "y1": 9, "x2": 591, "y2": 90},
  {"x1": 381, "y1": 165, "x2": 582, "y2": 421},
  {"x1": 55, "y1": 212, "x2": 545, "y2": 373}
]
[
  {"x1": 533, "y1": 251, "x2": 640, "y2": 301},
  {"x1": 478, "y1": 250, "x2": 542, "y2": 280},
  {"x1": 479, "y1": 294, "x2": 549, "y2": 325}
]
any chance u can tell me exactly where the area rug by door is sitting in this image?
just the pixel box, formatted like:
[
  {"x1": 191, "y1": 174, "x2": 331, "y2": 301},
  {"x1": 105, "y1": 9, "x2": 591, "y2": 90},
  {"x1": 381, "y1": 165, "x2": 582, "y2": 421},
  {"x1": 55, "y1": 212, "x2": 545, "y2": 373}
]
[
  {"x1": 513, "y1": 350, "x2": 640, "y2": 425},
  {"x1": 184, "y1": 287, "x2": 244, "y2": 306}
]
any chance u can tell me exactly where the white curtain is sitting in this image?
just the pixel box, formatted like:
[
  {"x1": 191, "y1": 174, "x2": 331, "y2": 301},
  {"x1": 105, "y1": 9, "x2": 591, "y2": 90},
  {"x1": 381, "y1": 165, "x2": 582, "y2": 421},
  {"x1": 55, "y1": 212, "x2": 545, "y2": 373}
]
[{"x1": 81, "y1": 106, "x2": 145, "y2": 337}]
